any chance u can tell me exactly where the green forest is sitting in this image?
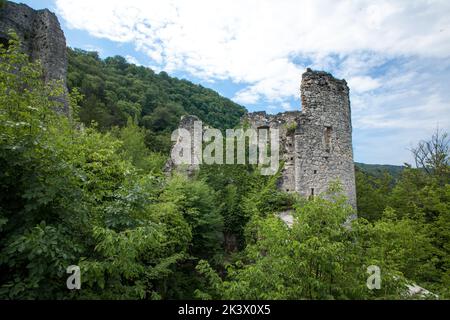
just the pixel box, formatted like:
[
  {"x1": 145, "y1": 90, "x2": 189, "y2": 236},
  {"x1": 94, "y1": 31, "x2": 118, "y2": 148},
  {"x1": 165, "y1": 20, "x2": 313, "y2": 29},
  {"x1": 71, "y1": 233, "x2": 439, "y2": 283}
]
[
  {"x1": 0, "y1": 35, "x2": 449, "y2": 300},
  {"x1": 67, "y1": 48, "x2": 246, "y2": 154}
]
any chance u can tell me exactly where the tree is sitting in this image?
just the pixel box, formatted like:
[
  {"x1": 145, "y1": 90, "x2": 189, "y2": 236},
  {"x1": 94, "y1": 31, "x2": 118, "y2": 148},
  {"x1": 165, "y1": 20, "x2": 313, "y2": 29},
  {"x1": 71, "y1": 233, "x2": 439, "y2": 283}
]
[
  {"x1": 113, "y1": 118, "x2": 167, "y2": 174},
  {"x1": 67, "y1": 48, "x2": 246, "y2": 132},
  {"x1": 356, "y1": 168, "x2": 393, "y2": 221},
  {"x1": 0, "y1": 33, "x2": 88, "y2": 299},
  {"x1": 160, "y1": 175, "x2": 224, "y2": 260},
  {"x1": 410, "y1": 128, "x2": 449, "y2": 179},
  {"x1": 0, "y1": 34, "x2": 192, "y2": 300}
]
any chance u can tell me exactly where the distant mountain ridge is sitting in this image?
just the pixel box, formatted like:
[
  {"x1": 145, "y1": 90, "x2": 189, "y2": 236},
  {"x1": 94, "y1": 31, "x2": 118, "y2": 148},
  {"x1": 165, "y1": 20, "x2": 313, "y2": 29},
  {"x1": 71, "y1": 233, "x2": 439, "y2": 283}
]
[{"x1": 355, "y1": 162, "x2": 405, "y2": 179}]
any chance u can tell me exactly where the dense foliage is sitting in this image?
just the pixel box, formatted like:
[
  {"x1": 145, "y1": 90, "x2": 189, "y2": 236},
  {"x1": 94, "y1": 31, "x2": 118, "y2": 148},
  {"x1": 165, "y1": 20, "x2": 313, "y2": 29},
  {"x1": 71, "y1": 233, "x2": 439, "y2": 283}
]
[
  {"x1": 67, "y1": 48, "x2": 246, "y2": 153},
  {"x1": 1, "y1": 37, "x2": 449, "y2": 300},
  {"x1": 0, "y1": 37, "x2": 225, "y2": 299},
  {"x1": 356, "y1": 136, "x2": 450, "y2": 297}
]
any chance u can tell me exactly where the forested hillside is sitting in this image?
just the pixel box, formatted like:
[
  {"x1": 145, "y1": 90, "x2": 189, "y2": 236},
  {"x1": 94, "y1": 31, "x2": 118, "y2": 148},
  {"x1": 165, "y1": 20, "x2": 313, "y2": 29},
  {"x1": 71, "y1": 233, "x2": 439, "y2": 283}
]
[
  {"x1": 67, "y1": 48, "x2": 246, "y2": 152},
  {"x1": 1, "y1": 36, "x2": 449, "y2": 300},
  {"x1": 356, "y1": 163, "x2": 405, "y2": 180}
]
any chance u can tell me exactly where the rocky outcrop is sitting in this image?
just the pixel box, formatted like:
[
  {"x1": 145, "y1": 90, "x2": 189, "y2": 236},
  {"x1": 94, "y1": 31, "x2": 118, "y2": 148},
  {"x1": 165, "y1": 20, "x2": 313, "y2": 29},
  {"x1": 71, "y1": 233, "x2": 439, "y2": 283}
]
[{"x1": 0, "y1": 1, "x2": 69, "y2": 114}]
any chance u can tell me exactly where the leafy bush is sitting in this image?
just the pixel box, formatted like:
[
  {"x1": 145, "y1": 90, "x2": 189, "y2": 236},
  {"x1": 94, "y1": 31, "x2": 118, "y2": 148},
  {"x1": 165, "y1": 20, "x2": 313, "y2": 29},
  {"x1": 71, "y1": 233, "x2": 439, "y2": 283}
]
[
  {"x1": 1, "y1": 32, "x2": 448, "y2": 300},
  {"x1": 285, "y1": 122, "x2": 298, "y2": 135}
]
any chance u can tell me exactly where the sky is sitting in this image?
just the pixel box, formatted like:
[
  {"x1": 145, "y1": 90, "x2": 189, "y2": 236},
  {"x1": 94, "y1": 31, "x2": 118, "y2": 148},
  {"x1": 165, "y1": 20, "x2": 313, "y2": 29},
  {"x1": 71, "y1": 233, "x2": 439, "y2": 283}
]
[{"x1": 16, "y1": 0, "x2": 450, "y2": 165}]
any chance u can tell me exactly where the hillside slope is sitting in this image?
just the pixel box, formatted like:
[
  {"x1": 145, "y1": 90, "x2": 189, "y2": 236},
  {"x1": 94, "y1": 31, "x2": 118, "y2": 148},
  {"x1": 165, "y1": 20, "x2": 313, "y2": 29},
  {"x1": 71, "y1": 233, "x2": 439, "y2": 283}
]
[
  {"x1": 68, "y1": 49, "x2": 406, "y2": 175},
  {"x1": 67, "y1": 48, "x2": 246, "y2": 151},
  {"x1": 355, "y1": 162, "x2": 405, "y2": 179}
]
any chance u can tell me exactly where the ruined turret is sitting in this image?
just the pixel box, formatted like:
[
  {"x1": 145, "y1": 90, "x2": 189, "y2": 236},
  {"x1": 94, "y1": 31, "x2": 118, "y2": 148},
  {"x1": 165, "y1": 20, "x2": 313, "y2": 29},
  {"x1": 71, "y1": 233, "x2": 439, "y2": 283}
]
[{"x1": 245, "y1": 69, "x2": 357, "y2": 208}]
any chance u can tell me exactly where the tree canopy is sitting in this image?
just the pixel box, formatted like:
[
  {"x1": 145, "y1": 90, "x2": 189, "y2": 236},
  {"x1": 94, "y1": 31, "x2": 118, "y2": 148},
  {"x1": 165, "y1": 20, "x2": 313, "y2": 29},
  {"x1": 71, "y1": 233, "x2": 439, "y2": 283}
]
[
  {"x1": 0, "y1": 36, "x2": 448, "y2": 300},
  {"x1": 67, "y1": 48, "x2": 246, "y2": 153}
]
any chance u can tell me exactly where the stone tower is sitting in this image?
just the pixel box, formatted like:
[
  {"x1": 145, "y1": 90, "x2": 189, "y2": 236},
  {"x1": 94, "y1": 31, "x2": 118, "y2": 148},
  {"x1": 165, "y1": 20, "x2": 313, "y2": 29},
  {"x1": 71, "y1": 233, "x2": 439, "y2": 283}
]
[
  {"x1": 0, "y1": 1, "x2": 69, "y2": 114},
  {"x1": 244, "y1": 69, "x2": 357, "y2": 208}
]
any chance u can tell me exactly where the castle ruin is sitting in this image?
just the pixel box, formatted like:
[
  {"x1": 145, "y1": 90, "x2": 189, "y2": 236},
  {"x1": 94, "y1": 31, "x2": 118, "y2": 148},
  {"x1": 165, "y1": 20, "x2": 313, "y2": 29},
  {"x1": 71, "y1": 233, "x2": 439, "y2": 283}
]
[
  {"x1": 168, "y1": 69, "x2": 357, "y2": 208},
  {"x1": 1, "y1": 2, "x2": 356, "y2": 207},
  {"x1": 244, "y1": 69, "x2": 356, "y2": 208}
]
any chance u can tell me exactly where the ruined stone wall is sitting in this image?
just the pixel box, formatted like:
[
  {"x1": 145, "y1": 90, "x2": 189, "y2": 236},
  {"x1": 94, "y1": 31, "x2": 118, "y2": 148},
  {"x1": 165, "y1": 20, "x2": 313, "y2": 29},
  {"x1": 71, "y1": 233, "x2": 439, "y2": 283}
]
[
  {"x1": 0, "y1": 1, "x2": 68, "y2": 113},
  {"x1": 243, "y1": 111, "x2": 302, "y2": 192},
  {"x1": 164, "y1": 115, "x2": 202, "y2": 177},
  {"x1": 244, "y1": 69, "x2": 357, "y2": 208}
]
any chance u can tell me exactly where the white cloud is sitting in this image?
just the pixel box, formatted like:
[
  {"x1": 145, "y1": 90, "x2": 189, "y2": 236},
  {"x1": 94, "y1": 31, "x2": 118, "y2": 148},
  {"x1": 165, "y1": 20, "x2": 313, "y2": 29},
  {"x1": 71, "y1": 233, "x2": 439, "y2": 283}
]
[
  {"x1": 281, "y1": 102, "x2": 294, "y2": 111},
  {"x1": 348, "y1": 76, "x2": 381, "y2": 93},
  {"x1": 125, "y1": 54, "x2": 142, "y2": 66},
  {"x1": 79, "y1": 44, "x2": 103, "y2": 54},
  {"x1": 55, "y1": 0, "x2": 450, "y2": 102},
  {"x1": 349, "y1": 57, "x2": 450, "y2": 164},
  {"x1": 234, "y1": 89, "x2": 260, "y2": 105},
  {"x1": 54, "y1": 0, "x2": 450, "y2": 163},
  {"x1": 125, "y1": 54, "x2": 143, "y2": 66}
]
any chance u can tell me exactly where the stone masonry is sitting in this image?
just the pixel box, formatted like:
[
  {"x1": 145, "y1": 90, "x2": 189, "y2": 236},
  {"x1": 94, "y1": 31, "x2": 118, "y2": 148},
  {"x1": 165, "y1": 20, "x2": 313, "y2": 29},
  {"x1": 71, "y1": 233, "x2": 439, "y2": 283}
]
[
  {"x1": 164, "y1": 114, "x2": 203, "y2": 177},
  {"x1": 168, "y1": 68, "x2": 357, "y2": 208},
  {"x1": 0, "y1": 1, "x2": 69, "y2": 114},
  {"x1": 244, "y1": 69, "x2": 357, "y2": 208}
]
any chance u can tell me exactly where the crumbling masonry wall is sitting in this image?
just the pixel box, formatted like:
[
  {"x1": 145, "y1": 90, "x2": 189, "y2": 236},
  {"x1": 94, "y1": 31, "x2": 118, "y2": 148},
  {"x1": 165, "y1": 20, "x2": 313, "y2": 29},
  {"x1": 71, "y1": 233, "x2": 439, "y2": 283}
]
[
  {"x1": 0, "y1": 1, "x2": 69, "y2": 114},
  {"x1": 244, "y1": 69, "x2": 357, "y2": 208}
]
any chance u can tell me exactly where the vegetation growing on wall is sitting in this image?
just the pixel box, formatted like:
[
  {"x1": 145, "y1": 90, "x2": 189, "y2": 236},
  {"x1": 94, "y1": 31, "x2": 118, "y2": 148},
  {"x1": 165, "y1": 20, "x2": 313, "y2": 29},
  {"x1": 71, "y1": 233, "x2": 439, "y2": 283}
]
[{"x1": 0, "y1": 37, "x2": 449, "y2": 300}]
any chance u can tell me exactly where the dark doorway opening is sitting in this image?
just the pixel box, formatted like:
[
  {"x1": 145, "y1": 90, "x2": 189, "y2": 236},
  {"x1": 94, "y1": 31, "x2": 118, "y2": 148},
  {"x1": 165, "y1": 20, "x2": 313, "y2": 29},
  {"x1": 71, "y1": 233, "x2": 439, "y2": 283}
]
[
  {"x1": 0, "y1": 36, "x2": 9, "y2": 50},
  {"x1": 309, "y1": 188, "x2": 315, "y2": 200}
]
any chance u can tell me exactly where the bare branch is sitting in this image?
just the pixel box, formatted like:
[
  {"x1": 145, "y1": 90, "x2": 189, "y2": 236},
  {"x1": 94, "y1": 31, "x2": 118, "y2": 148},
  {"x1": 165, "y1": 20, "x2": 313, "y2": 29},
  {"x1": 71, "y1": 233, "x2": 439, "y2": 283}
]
[{"x1": 410, "y1": 128, "x2": 449, "y2": 175}]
